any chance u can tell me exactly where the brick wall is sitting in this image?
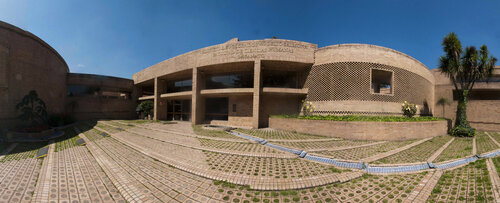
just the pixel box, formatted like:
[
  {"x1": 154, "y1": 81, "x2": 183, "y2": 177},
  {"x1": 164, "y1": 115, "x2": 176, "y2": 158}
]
[{"x1": 269, "y1": 117, "x2": 448, "y2": 141}]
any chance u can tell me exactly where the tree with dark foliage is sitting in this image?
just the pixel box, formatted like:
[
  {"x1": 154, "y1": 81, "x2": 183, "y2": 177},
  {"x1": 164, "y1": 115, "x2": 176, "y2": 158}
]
[{"x1": 438, "y1": 33, "x2": 497, "y2": 137}]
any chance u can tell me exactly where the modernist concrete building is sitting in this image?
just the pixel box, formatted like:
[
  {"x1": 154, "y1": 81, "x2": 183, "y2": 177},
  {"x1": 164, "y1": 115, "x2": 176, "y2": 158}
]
[
  {"x1": 134, "y1": 38, "x2": 436, "y2": 128},
  {"x1": 1, "y1": 19, "x2": 498, "y2": 131},
  {"x1": 0, "y1": 21, "x2": 137, "y2": 128}
]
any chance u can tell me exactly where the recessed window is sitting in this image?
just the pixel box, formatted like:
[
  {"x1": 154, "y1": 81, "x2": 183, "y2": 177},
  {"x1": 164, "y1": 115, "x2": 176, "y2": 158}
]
[
  {"x1": 232, "y1": 104, "x2": 237, "y2": 112},
  {"x1": 371, "y1": 69, "x2": 393, "y2": 95},
  {"x1": 205, "y1": 72, "x2": 253, "y2": 89},
  {"x1": 166, "y1": 79, "x2": 192, "y2": 93},
  {"x1": 205, "y1": 97, "x2": 228, "y2": 120}
]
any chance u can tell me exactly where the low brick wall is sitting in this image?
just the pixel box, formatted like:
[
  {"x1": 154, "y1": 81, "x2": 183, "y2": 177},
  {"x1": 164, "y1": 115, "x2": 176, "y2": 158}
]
[{"x1": 269, "y1": 118, "x2": 448, "y2": 141}]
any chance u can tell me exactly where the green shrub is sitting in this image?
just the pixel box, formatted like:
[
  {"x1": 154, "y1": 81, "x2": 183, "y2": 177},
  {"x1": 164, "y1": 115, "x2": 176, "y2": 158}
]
[
  {"x1": 16, "y1": 90, "x2": 48, "y2": 125},
  {"x1": 449, "y1": 126, "x2": 476, "y2": 137},
  {"x1": 401, "y1": 101, "x2": 418, "y2": 118},
  {"x1": 136, "y1": 100, "x2": 154, "y2": 118}
]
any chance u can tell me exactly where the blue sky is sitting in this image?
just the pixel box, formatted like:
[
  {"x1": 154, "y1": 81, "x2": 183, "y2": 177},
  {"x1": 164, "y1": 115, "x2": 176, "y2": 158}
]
[{"x1": 1, "y1": 0, "x2": 499, "y2": 79}]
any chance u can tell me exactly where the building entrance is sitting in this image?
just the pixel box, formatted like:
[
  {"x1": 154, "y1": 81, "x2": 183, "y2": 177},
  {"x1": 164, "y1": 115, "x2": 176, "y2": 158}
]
[{"x1": 166, "y1": 99, "x2": 191, "y2": 121}]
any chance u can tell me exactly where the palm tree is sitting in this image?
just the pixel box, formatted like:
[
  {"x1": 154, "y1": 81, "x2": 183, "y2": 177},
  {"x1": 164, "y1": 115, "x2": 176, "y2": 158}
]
[
  {"x1": 436, "y1": 97, "x2": 451, "y2": 118},
  {"x1": 16, "y1": 90, "x2": 48, "y2": 125},
  {"x1": 438, "y1": 32, "x2": 497, "y2": 135}
]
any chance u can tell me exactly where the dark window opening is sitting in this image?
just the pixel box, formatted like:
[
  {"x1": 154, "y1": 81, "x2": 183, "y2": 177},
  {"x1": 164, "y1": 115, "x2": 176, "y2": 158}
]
[
  {"x1": 232, "y1": 104, "x2": 237, "y2": 113},
  {"x1": 371, "y1": 69, "x2": 393, "y2": 94},
  {"x1": 262, "y1": 70, "x2": 298, "y2": 88},
  {"x1": 166, "y1": 99, "x2": 191, "y2": 121},
  {"x1": 140, "y1": 85, "x2": 154, "y2": 97},
  {"x1": 67, "y1": 85, "x2": 100, "y2": 97},
  {"x1": 453, "y1": 90, "x2": 500, "y2": 100},
  {"x1": 101, "y1": 91, "x2": 131, "y2": 100},
  {"x1": 205, "y1": 72, "x2": 253, "y2": 89},
  {"x1": 166, "y1": 79, "x2": 192, "y2": 93},
  {"x1": 205, "y1": 97, "x2": 228, "y2": 120},
  {"x1": 476, "y1": 76, "x2": 500, "y2": 83}
]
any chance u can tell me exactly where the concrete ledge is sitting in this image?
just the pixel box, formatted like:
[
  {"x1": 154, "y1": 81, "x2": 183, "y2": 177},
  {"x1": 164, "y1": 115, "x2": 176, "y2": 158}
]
[
  {"x1": 269, "y1": 117, "x2": 448, "y2": 141},
  {"x1": 160, "y1": 91, "x2": 193, "y2": 99},
  {"x1": 138, "y1": 95, "x2": 154, "y2": 100},
  {"x1": 262, "y1": 87, "x2": 308, "y2": 94},
  {"x1": 200, "y1": 88, "x2": 254, "y2": 96}
]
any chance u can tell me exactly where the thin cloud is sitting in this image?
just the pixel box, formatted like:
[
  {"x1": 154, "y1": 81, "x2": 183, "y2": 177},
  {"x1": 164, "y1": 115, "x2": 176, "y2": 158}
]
[{"x1": 77, "y1": 64, "x2": 85, "y2": 68}]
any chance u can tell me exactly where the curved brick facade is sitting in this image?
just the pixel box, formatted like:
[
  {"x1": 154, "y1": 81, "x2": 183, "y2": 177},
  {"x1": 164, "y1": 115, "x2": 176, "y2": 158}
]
[
  {"x1": 134, "y1": 39, "x2": 436, "y2": 128},
  {"x1": 305, "y1": 62, "x2": 434, "y2": 115},
  {"x1": 0, "y1": 21, "x2": 136, "y2": 128},
  {"x1": 0, "y1": 21, "x2": 69, "y2": 126},
  {"x1": 305, "y1": 44, "x2": 435, "y2": 116}
]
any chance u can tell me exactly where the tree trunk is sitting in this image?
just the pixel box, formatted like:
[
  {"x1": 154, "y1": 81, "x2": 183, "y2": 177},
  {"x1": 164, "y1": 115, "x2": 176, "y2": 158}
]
[
  {"x1": 442, "y1": 105, "x2": 445, "y2": 118},
  {"x1": 454, "y1": 90, "x2": 470, "y2": 127}
]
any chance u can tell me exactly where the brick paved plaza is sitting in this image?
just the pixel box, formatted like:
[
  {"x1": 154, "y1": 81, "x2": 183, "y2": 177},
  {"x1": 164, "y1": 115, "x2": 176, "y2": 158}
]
[{"x1": 0, "y1": 121, "x2": 499, "y2": 202}]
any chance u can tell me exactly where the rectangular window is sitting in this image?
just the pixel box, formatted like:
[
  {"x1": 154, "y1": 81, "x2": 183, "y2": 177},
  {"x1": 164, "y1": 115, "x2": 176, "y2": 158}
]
[
  {"x1": 232, "y1": 104, "x2": 237, "y2": 113},
  {"x1": 67, "y1": 85, "x2": 100, "y2": 97},
  {"x1": 140, "y1": 85, "x2": 154, "y2": 97},
  {"x1": 262, "y1": 70, "x2": 298, "y2": 88},
  {"x1": 205, "y1": 72, "x2": 253, "y2": 89},
  {"x1": 453, "y1": 89, "x2": 500, "y2": 100},
  {"x1": 205, "y1": 97, "x2": 229, "y2": 120},
  {"x1": 101, "y1": 91, "x2": 131, "y2": 100},
  {"x1": 166, "y1": 79, "x2": 192, "y2": 93},
  {"x1": 371, "y1": 69, "x2": 393, "y2": 95}
]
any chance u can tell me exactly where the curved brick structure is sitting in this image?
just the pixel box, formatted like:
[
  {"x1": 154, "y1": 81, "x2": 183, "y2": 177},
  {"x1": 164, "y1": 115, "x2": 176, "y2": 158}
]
[
  {"x1": 0, "y1": 21, "x2": 69, "y2": 126},
  {"x1": 0, "y1": 21, "x2": 137, "y2": 127},
  {"x1": 134, "y1": 39, "x2": 436, "y2": 128},
  {"x1": 307, "y1": 44, "x2": 435, "y2": 116}
]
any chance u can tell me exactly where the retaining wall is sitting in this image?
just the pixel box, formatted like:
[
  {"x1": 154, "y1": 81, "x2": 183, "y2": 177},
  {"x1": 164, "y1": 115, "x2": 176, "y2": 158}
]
[{"x1": 269, "y1": 117, "x2": 448, "y2": 141}]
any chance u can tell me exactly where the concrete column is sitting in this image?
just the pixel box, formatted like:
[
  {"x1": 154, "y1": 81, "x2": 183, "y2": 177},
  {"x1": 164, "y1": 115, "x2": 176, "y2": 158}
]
[
  {"x1": 252, "y1": 60, "x2": 262, "y2": 129},
  {"x1": 153, "y1": 77, "x2": 166, "y2": 120},
  {"x1": 192, "y1": 67, "x2": 202, "y2": 124}
]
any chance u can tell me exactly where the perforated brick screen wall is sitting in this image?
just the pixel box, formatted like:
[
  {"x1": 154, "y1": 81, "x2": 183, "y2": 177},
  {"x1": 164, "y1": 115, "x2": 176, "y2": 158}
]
[{"x1": 304, "y1": 62, "x2": 433, "y2": 115}]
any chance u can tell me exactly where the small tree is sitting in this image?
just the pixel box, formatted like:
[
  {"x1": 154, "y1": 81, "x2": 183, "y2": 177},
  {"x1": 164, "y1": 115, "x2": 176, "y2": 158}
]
[
  {"x1": 136, "y1": 100, "x2": 154, "y2": 119},
  {"x1": 438, "y1": 32, "x2": 497, "y2": 137},
  {"x1": 436, "y1": 97, "x2": 451, "y2": 118},
  {"x1": 16, "y1": 90, "x2": 48, "y2": 125}
]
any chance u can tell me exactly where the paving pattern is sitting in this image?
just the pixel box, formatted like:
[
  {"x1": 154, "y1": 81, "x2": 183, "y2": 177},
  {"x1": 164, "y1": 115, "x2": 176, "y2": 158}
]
[
  {"x1": 205, "y1": 152, "x2": 345, "y2": 179},
  {"x1": 101, "y1": 125, "x2": 362, "y2": 190},
  {"x1": 271, "y1": 139, "x2": 376, "y2": 150},
  {"x1": 373, "y1": 135, "x2": 453, "y2": 164},
  {"x1": 0, "y1": 120, "x2": 499, "y2": 202},
  {"x1": 489, "y1": 132, "x2": 500, "y2": 145},
  {"x1": 434, "y1": 137, "x2": 473, "y2": 163},
  {"x1": 313, "y1": 139, "x2": 416, "y2": 161},
  {"x1": 49, "y1": 146, "x2": 124, "y2": 202},
  {"x1": 477, "y1": 132, "x2": 500, "y2": 155},
  {"x1": 102, "y1": 122, "x2": 282, "y2": 156},
  {"x1": 428, "y1": 159, "x2": 495, "y2": 202},
  {"x1": 235, "y1": 128, "x2": 330, "y2": 140},
  {"x1": 0, "y1": 143, "x2": 44, "y2": 203}
]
